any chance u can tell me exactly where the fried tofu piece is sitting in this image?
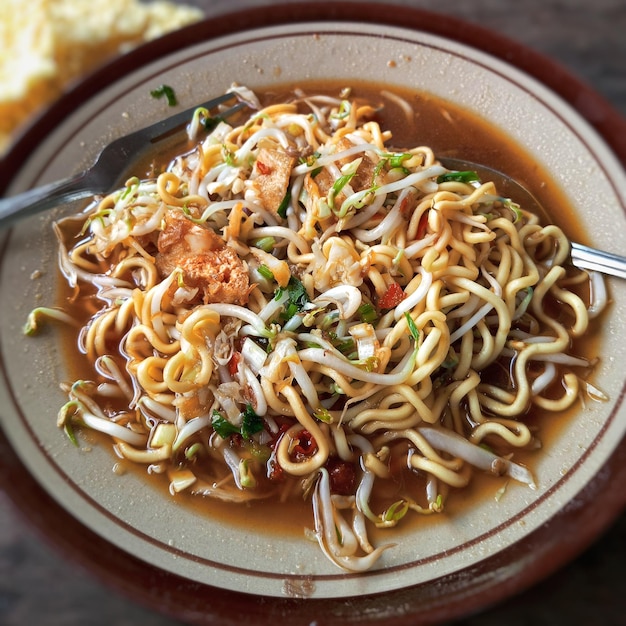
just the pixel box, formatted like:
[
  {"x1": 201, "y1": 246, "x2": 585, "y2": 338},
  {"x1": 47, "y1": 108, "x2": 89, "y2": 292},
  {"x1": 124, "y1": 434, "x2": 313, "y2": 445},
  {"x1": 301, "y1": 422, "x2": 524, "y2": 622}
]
[
  {"x1": 305, "y1": 167, "x2": 338, "y2": 201},
  {"x1": 335, "y1": 137, "x2": 378, "y2": 192},
  {"x1": 156, "y1": 211, "x2": 249, "y2": 306},
  {"x1": 338, "y1": 138, "x2": 380, "y2": 191},
  {"x1": 253, "y1": 147, "x2": 297, "y2": 215},
  {"x1": 303, "y1": 137, "x2": 379, "y2": 212}
]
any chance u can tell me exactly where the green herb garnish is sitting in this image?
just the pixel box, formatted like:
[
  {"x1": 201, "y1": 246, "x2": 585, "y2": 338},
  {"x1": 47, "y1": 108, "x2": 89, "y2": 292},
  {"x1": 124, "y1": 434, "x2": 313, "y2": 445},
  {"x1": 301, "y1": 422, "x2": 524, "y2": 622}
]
[
  {"x1": 240, "y1": 404, "x2": 264, "y2": 439},
  {"x1": 211, "y1": 411, "x2": 240, "y2": 438},
  {"x1": 212, "y1": 404, "x2": 263, "y2": 440},
  {"x1": 279, "y1": 276, "x2": 309, "y2": 320}
]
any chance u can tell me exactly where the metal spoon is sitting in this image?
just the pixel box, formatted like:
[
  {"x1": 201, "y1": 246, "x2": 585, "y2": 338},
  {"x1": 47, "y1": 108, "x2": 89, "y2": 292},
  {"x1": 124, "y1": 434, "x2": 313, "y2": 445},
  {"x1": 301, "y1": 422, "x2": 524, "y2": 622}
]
[{"x1": 439, "y1": 157, "x2": 626, "y2": 279}]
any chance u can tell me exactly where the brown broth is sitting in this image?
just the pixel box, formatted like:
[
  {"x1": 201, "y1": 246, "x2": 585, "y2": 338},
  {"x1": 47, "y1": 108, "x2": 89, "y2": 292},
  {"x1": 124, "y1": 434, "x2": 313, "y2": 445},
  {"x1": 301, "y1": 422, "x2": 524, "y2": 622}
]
[{"x1": 55, "y1": 81, "x2": 602, "y2": 539}]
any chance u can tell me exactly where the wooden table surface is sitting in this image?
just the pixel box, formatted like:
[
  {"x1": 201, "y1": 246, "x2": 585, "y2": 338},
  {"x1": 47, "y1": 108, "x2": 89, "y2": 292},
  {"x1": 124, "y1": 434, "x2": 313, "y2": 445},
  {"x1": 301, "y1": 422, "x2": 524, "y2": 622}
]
[{"x1": 1, "y1": 1, "x2": 624, "y2": 624}]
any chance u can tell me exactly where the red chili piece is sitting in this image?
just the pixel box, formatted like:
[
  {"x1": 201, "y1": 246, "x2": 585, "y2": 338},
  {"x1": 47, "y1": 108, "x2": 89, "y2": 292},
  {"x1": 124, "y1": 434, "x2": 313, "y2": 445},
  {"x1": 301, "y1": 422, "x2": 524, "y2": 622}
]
[
  {"x1": 399, "y1": 195, "x2": 413, "y2": 215},
  {"x1": 256, "y1": 161, "x2": 272, "y2": 175},
  {"x1": 267, "y1": 456, "x2": 284, "y2": 482},
  {"x1": 416, "y1": 210, "x2": 429, "y2": 239},
  {"x1": 292, "y1": 430, "x2": 318, "y2": 461},
  {"x1": 325, "y1": 457, "x2": 357, "y2": 496},
  {"x1": 228, "y1": 351, "x2": 241, "y2": 376},
  {"x1": 378, "y1": 281, "x2": 405, "y2": 310}
]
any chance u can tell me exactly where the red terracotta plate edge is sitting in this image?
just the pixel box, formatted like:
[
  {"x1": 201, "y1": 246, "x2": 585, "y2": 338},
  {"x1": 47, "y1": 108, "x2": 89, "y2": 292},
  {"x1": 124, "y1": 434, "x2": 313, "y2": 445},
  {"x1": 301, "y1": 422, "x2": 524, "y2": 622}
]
[{"x1": 1, "y1": 3, "x2": 625, "y2": 625}]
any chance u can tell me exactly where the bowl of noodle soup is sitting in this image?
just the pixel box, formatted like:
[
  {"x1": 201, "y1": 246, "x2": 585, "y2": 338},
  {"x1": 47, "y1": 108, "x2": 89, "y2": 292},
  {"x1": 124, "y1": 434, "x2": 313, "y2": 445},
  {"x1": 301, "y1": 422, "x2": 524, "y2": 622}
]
[{"x1": 1, "y1": 4, "x2": 625, "y2": 624}]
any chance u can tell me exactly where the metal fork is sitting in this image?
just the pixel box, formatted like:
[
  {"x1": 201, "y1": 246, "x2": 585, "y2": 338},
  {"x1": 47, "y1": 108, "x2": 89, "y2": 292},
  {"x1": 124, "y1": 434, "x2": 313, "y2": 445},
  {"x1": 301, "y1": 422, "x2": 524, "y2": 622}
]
[
  {"x1": 440, "y1": 157, "x2": 626, "y2": 279},
  {"x1": 0, "y1": 92, "x2": 247, "y2": 229}
]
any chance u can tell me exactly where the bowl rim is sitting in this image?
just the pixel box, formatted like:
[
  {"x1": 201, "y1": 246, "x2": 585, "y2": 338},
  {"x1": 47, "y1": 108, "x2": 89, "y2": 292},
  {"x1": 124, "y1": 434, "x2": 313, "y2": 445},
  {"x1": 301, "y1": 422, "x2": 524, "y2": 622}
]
[{"x1": 1, "y1": 3, "x2": 625, "y2": 625}]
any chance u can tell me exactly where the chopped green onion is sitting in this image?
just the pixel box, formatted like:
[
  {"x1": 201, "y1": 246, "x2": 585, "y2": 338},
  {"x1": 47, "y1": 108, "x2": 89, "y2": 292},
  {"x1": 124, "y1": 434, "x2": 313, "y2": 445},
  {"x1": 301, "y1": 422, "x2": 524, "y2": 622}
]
[
  {"x1": 336, "y1": 183, "x2": 378, "y2": 218},
  {"x1": 253, "y1": 236, "x2": 276, "y2": 252},
  {"x1": 404, "y1": 312, "x2": 420, "y2": 341},
  {"x1": 277, "y1": 190, "x2": 291, "y2": 218},
  {"x1": 436, "y1": 170, "x2": 480, "y2": 184},
  {"x1": 150, "y1": 84, "x2": 177, "y2": 106},
  {"x1": 300, "y1": 151, "x2": 321, "y2": 166},
  {"x1": 281, "y1": 303, "x2": 297, "y2": 320},
  {"x1": 316, "y1": 198, "x2": 332, "y2": 219},
  {"x1": 258, "y1": 264, "x2": 275, "y2": 280},
  {"x1": 389, "y1": 153, "x2": 412, "y2": 168},
  {"x1": 79, "y1": 208, "x2": 112, "y2": 235},
  {"x1": 358, "y1": 302, "x2": 378, "y2": 324},
  {"x1": 329, "y1": 332, "x2": 356, "y2": 356},
  {"x1": 120, "y1": 177, "x2": 140, "y2": 200},
  {"x1": 373, "y1": 158, "x2": 388, "y2": 178}
]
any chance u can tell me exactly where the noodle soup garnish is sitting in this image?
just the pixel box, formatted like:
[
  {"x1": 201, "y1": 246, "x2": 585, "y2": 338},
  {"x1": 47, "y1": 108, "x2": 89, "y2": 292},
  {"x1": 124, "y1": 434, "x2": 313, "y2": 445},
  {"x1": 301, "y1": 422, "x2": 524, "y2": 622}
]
[{"x1": 28, "y1": 85, "x2": 607, "y2": 572}]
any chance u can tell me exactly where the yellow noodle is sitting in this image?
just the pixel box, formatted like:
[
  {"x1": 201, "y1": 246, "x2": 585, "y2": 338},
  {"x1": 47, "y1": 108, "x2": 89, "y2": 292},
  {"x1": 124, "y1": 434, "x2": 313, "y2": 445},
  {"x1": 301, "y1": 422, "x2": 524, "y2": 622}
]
[
  {"x1": 409, "y1": 455, "x2": 472, "y2": 488},
  {"x1": 44, "y1": 87, "x2": 603, "y2": 573}
]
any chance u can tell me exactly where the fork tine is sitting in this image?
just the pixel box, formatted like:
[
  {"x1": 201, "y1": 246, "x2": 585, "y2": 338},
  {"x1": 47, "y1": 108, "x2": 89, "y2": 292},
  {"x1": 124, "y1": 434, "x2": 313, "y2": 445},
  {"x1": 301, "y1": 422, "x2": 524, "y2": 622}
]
[
  {"x1": 142, "y1": 92, "x2": 243, "y2": 143},
  {"x1": 0, "y1": 92, "x2": 251, "y2": 228}
]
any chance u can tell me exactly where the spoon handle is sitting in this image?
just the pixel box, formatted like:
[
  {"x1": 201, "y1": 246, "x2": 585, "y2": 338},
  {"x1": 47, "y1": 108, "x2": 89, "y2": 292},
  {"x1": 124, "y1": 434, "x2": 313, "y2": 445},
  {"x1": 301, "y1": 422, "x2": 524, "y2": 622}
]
[
  {"x1": 570, "y1": 242, "x2": 626, "y2": 279},
  {"x1": 439, "y1": 157, "x2": 626, "y2": 280}
]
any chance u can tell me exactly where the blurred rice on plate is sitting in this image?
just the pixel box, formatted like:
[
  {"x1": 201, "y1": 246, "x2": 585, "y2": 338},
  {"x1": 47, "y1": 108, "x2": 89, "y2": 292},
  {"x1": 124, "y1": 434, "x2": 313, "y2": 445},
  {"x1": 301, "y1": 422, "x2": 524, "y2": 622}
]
[{"x1": 0, "y1": 0, "x2": 203, "y2": 153}]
